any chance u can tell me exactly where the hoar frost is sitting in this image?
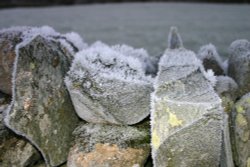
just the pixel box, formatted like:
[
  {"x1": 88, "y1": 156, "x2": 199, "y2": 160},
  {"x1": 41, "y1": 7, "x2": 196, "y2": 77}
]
[{"x1": 65, "y1": 41, "x2": 153, "y2": 125}]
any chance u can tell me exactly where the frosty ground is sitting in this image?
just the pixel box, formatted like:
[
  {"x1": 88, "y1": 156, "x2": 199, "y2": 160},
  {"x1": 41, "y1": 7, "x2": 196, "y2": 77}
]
[{"x1": 0, "y1": 2, "x2": 249, "y2": 58}]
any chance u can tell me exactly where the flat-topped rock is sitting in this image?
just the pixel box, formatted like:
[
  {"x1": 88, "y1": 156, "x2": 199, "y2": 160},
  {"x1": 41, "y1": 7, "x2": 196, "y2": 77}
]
[
  {"x1": 67, "y1": 122, "x2": 150, "y2": 167},
  {"x1": 4, "y1": 34, "x2": 79, "y2": 166},
  {"x1": 65, "y1": 42, "x2": 153, "y2": 125}
]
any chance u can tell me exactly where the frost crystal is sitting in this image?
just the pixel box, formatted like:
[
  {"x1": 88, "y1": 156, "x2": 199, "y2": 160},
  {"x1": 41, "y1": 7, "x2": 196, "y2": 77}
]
[
  {"x1": 67, "y1": 41, "x2": 152, "y2": 85},
  {"x1": 64, "y1": 32, "x2": 87, "y2": 51}
]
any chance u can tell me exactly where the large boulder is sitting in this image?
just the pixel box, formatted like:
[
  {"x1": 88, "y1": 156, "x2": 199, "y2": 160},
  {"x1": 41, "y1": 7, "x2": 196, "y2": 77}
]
[
  {"x1": 197, "y1": 44, "x2": 224, "y2": 76},
  {"x1": 230, "y1": 93, "x2": 250, "y2": 167},
  {"x1": 0, "y1": 104, "x2": 41, "y2": 167},
  {"x1": 4, "y1": 33, "x2": 79, "y2": 166},
  {"x1": 67, "y1": 122, "x2": 150, "y2": 167},
  {"x1": 65, "y1": 42, "x2": 153, "y2": 125},
  {"x1": 151, "y1": 27, "x2": 225, "y2": 166},
  {"x1": 228, "y1": 39, "x2": 250, "y2": 97}
]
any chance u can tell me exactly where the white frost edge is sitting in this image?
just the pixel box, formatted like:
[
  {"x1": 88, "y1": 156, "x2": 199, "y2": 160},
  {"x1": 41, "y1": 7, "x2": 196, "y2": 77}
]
[
  {"x1": 66, "y1": 41, "x2": 153, "y2": 87},
  {"x1": 3, "y1": 36, "x2": 51, "y2": 167},
  {"x1": 2, "y1": 25, "x2": 76, "y2": 167}
]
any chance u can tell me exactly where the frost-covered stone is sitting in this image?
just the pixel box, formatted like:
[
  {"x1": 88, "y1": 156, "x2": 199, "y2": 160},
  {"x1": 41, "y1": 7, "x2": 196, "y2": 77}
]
[
  {"x1": 112, "y1": 44, "x2": 157, "y2": 75},
  {"x1": 4, "y1": 35, "x2": 79, "y2": 166},
  {"x1": 228, "y1": 39, "x2": 250, "y2": 97},
  {"x1": 230, "y1": 93, "x2": 250, "y2": 167},
  {"x1": 67, "y1": 122, "x2": 150, "y2": 167},
  {"x1": 197, "y1": 44, "x2": 224, "y2": 75},
  {"x1": 65, "y1": 42, "x2": 153, "y2": 125},
  {"x1": 215, "y1": 76, "x2": 238, "y2": 113},
  {"x1": 151, "y1": 28, "x2": 224, "y2": 166},
  {"x1": 168, "y1": 26, "x2": 183, "y2": 49},
  {"x1": 0, "y1": 26, "x2": 86, "y2": 95},
  {"x1": 0, "y1": 105, "x2": 41, "y2": 167}
]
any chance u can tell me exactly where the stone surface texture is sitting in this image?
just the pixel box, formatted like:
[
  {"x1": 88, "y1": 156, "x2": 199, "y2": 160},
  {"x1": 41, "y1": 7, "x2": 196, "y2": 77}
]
[
  {"x1": 67, "y1": 122, "x2": 150, "y2": 167},
  {"x1": 151, "y1": 28, "x2": 224, "y2": 167},
  {"x1": 4, "y1": 35, "x2": 79, "y2": 166},
  {"x1": 215, "y1": 76, "x2": 238, "y2": 113},
  {"x1": 231, "y1": 93, "x2": 250, "y2": 167},
  {"x1": 228, "y1": 39, "x2": 250, "y2": 97},
  {"x1": 65, "y1": 42, "x2": 153, "y2": 125}
]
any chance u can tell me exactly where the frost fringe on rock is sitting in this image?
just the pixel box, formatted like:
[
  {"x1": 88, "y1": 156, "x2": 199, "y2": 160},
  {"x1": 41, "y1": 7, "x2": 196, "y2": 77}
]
[
  {"x1": 3, "y1": 26, "x2": 84, "y2": 166},
  {"x1": 151, "y1": 27, "x2": 226, "y2": 167},
  {"x1": 65, "y1": 41, "x2": 153, "y2": 125}
]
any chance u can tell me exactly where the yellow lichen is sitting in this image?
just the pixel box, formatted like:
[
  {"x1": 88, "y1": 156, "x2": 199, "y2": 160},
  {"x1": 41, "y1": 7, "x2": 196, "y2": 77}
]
[
  {"x1": 168, "y1": 112, "x2": 183, "y2": 127},
  {"x1": 236, "y1": 113, "x2": 248, "y2": 127},
  {"x1": 152, "y1": 131, "x2": 160, "y2": 150},
  {"x1": 247, "y1": 157, "x2": 250, "y2": 167},
  {"x1": 236, "y1": 105, "x2": 245, "y2": 114},
  {"x1": 30, "y1": 63, "x2": 35, "y2": 70}
]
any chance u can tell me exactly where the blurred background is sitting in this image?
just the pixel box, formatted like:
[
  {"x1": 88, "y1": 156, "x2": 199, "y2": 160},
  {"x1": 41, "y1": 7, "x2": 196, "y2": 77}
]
[
  {"x1": 0, "y1": 0, "x2": 249, "y2": 7},
  {"x1": 0, "y1": 1, "x2": 249, "y2": 59}
]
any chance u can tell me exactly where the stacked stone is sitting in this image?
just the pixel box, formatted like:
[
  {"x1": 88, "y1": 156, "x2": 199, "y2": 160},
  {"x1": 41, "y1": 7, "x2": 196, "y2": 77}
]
[
  {"x1": 227, "y1": 39, "x2": 250, "y2": 167},
  {"x1": 0, "y1": 26, "x2": 84, "y2": 167},
  {"x1": 151, "y1": 27, "x2": 225, "y2": 167},
  {"x1": 65, "y1": 41, "x2": 153, "y2": 167}
]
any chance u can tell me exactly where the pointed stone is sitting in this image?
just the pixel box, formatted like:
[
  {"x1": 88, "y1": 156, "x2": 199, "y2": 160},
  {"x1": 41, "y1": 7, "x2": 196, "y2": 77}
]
[
  {"x1": 67, "y1": 122, "x2": 150, "y2": 167},
  {"x1": 4, "y1": 35, "x2": 79, "y2": 166},
  {"x1": 230, "y1": 93, "x2": 250, "y2": 167},
  {"x1": 228, "y1": 39, "x2": 250, "y2": 97},
  {"x1": 151, "y1": 39, "x2": 224, "y2": 166},
  {"x1": 168, "y1": 27, "x2": 183, "y2": 49}
]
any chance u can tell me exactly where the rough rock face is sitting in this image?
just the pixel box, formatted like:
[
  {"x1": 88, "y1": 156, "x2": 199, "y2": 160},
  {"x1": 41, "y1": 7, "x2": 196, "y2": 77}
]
[
  {"x1": 4, "y1": 35, "x2": 79, "y2": 166},
  {"x1": 215, "y1": 76, "x2": 238, "y2": 113},
  {"x1": 65, "y1": 42, "x2": 153, "y2": 125},
  {"x1": 0, "y1": 29, "x2": 23, "y2": 95},
  {"x1": 67, "y1": 122, "x2": 150, "y2": 167},
  {"x1": 151, "y1": 28, "x2": 224, "y2": 167},
  {"x1": 228, "y1": 39, "x2": 250, "y2": 97},
  {"x1": 0, "y1": 26, "x2": 86, "y2": 96},
  {"x1": 197, "y1": 44, "x2": 224, "y2": 76},
  {"x1": 231, "y1": 93, "x2": 250, "y2": 167},
  {"x1": 1, "y1": 104, "x2": 41, "y2": 167}
]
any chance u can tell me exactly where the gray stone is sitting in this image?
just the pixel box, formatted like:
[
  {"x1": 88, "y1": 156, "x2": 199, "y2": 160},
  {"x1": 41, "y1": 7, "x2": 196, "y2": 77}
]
[
  {"x1": 228, "y1": 39, "x2": 250, "y2": 97},
  {"x1": 67, "y1": 122, "x2": 150, "y2": 167},
  {"x1": 167, "y1": 27, "x2": 183, "y2": 49},
  {"x1": 215, "y1": 76, "x2": 238, "y2": 113},
  {"x1": 65, "y1": 42, "x2": 153, "y2": 125},
  {"x1": 151, "y1": 29, "x2": 224, "y2": 166},
  {"x1": 197, "y1": 44, "x2": 224, "y2": 76},
  {"x1": 0, "y1": 28, "x2": 23, "y2": 95},
  {"x1": 4, "y1": 35, "x2": 79, "y2": 166},
  {"x1": 0, "y1": 26, "x2": 86, "y2": 96},
  {"x1": 0, "y1": 105, "x2": 42, "y2": 167},
  {"x1": 230, "y1": 93, "x2": 250, "y2": 167}
]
